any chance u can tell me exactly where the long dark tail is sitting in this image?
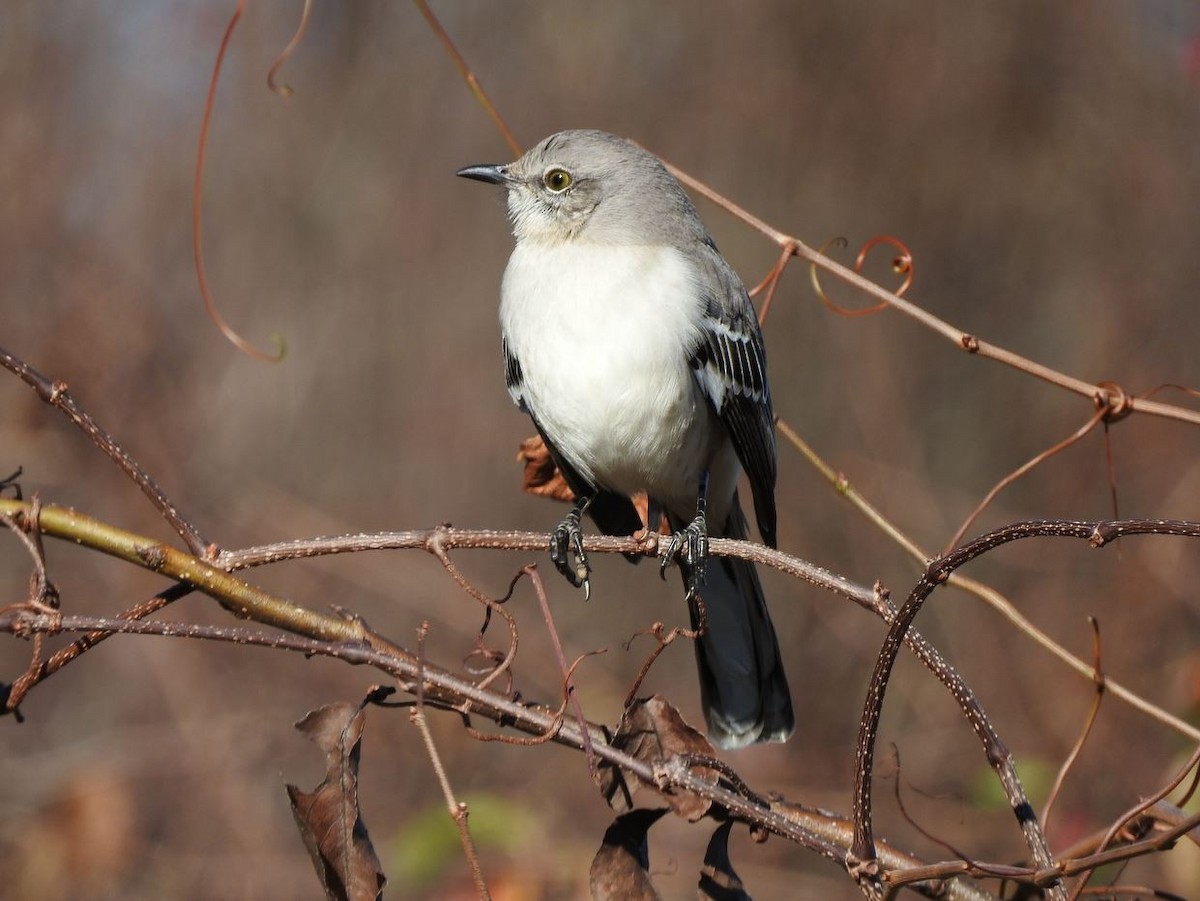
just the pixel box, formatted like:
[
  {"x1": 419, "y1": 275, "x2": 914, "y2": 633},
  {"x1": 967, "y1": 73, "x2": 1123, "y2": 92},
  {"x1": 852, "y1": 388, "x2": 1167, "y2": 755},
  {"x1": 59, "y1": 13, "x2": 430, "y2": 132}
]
[{"x1": 671, "y1": 496, "x2": 794, "y2": 749}]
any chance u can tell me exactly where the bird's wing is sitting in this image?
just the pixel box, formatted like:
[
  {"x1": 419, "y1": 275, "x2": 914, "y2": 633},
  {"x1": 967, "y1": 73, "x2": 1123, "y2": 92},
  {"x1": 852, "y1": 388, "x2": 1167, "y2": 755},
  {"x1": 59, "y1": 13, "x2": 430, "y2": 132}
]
[{"x1": 688, "y1": 242, "x2": 778, "y2": 547}]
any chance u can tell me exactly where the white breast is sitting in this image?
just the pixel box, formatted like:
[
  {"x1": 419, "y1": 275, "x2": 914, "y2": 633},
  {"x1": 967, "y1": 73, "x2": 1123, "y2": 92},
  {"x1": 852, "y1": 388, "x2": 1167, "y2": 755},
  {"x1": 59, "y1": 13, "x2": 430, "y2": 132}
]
[{"x1": 500, "y1": 241, "x2": 725, "y2": 515}]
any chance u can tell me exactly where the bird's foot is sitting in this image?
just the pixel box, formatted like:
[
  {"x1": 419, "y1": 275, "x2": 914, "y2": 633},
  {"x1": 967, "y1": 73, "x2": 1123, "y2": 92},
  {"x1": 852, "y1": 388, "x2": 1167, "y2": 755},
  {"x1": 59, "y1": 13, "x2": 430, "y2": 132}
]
[
  {"x1": 659, "y1": 513, "x2": 709, "y2": 599},
  {"x1": 550, "y1": 507, "x2": 591, "y2": 600}
]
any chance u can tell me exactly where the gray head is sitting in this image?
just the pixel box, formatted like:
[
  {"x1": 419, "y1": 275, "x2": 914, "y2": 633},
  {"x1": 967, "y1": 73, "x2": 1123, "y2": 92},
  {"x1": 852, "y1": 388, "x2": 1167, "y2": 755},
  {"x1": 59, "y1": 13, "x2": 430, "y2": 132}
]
[{"x1": 457, "y1": 129, "x2": 709, "y2": 247}]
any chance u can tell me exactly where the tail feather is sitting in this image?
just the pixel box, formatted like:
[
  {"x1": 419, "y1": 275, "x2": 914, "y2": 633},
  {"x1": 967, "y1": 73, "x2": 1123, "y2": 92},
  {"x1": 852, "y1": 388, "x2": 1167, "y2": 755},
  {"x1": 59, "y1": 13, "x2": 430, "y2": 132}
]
[{"x1": 670, "y1": 497, "x2": 794, "y2": 749}]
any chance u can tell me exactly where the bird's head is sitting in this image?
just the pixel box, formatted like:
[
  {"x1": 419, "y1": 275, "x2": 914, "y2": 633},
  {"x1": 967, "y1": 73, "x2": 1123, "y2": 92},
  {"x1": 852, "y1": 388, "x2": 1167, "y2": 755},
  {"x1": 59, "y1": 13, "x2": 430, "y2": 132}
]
[{"x1": 457, "y1": 129, "x2": 704, "y2": 247}]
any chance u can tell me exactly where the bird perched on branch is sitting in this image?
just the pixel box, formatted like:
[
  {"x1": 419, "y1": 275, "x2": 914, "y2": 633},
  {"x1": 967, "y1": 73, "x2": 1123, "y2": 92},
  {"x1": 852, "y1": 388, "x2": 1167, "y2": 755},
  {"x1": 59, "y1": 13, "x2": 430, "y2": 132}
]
[{"x1": 458, "y1": 129, "x2": 793, "y2": 749}]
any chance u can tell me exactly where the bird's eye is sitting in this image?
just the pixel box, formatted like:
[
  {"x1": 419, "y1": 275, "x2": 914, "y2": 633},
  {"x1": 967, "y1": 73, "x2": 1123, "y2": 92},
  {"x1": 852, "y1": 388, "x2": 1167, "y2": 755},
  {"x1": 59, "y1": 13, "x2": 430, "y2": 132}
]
[{"x1": 543, "y1": 168, "x2": 573, "y2": 192}]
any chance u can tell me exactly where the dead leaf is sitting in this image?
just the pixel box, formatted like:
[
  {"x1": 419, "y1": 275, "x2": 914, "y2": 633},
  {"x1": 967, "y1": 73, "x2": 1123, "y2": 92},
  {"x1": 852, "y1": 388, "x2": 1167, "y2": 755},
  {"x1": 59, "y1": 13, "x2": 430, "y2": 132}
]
[
  {"x1": 698, "y1": 821, "x2": 750, "y2": 900},
  {"x1": 600, "y1": 695, "x2": 718, "y2": 821},
  {"x1": 517, "y1": 435, "x2": 575, "y2": 503},
  {"x1": 286, "y1": 700, "x2": 386, "y2": 901},
  {"x1": 588, "y1": 808, "x2": 667, "y2": 900}
]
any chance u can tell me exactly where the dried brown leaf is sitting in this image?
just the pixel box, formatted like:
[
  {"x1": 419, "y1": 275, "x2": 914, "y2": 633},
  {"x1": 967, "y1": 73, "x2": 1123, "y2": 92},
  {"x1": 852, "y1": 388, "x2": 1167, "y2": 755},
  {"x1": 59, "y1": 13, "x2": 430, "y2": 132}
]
[
  {"x1": 286, "y1": 701, "x2": 385, "y2": 901},
  {"x1": 589, "y1": 808, "x2": 667, "y2": 901},
  {"x1": 517, "y1": 435, "x2": 575, "y2": 503},
  {"x1": 600, "y1": 695, "x2": 718, "y2": 821},
  {"x1": 698, "y1": 821, "x2": 750, "y2": 900}
]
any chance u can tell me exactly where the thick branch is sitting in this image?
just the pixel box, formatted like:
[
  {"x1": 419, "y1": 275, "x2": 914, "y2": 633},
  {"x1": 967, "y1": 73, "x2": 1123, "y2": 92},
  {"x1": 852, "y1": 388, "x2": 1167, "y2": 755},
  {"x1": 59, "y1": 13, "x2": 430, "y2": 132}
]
[{"x1": 850, "y1": 519, "x2": 1200, "y2": 895}]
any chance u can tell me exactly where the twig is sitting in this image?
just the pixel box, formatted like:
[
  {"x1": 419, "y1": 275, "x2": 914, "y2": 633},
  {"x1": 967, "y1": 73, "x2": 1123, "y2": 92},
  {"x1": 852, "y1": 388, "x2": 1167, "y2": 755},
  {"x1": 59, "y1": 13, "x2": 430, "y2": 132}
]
[
  {"x1": 0, "y1": 507, "x2": 53, "y2": 612},
  {"x1": 768, "y1": 798, "x2": 997, "y2": 901},
  {"x1": 0, "y1": 504, "x2": 58, "y2": 720},
  {"x1": 266, "y1": 0, "x2": 312, "y2": 97},
  {"x1": 622, "y1": 621, "x2": 699, "y2": 709},
  {"x1": 412, "y1": 622, "x2": 491, "y2": 899},
  {"x1": 193, "y1": 1, "x2": 286, "y2": 362},
  {"x1": 750, "y1": 241, "x2": 797, "y2": 324},
  {"x1": 1041, "y1": 617, "x2": 1105, "y2": 832},
  {"x1": 0, "y1": 345, "x2": 210, "y2": 556},
  {"x1": 424, "y1": 531, "x2": 520, "y2": 692},
  {"x1": 411, "y1": 0, "x2": 521, "y2": 157},
  {"x1": 1072, "y1": 742, "x2": 1200, "y2": 900},
  {"x1": 522, "y1": 565, "x2": 601, "y2": 777},
  {"x1": 4, "y1": 584, "x2": 190, "y2": 713},
  {"x1": 775, "y1": 416, "x2": 1200, "y2": 744},
  {"x1": 944, "y1": 406, "x2": 1107, "y2": 554}
]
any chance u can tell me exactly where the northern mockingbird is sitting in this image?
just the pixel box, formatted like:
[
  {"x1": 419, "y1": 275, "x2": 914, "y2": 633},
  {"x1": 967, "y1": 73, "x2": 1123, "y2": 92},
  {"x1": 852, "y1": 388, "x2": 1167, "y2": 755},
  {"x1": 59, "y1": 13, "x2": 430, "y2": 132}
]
[{"x1": 458, "y1": 129, "x2": 794, "y2": 748}]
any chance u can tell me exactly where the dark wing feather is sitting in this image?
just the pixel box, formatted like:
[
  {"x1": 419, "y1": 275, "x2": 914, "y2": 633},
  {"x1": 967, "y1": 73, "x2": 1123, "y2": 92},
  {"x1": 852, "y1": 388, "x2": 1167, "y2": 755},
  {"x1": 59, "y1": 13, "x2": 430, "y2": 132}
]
[
  {"x1": 503, "y1": 338, "x2": 528, "y2": 412},
  {"x1": 688, "y1": 242, "x2": 778, "y2": 548}
]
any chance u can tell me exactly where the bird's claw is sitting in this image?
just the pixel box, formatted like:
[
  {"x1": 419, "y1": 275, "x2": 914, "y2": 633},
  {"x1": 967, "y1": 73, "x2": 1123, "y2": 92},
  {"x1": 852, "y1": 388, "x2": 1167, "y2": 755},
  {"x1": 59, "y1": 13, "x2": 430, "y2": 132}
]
[
  {"x1": 550, "y1": 508, "x2": 591, "y2": 599},
  {"x1": 659, "y1": 514, "x2": 709, "y2": 599}
]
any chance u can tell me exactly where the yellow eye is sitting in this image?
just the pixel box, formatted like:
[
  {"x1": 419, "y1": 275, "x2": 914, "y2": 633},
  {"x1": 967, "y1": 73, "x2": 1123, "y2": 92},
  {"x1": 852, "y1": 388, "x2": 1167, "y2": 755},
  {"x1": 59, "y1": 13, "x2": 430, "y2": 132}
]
[{"x1": 543, "y1": 168, "x2": 572, "y2": 192}]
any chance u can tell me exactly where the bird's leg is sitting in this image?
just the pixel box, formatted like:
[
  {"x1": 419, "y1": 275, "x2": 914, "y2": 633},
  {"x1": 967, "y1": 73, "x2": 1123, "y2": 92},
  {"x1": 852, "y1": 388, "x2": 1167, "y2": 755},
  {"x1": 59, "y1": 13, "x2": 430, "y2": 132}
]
[
  {"x1": 550, "y1": 494, "x2": 593, "y2": 600},
  {"x1": 660, "y1": 471, "x2": 709, "y2": 599}
]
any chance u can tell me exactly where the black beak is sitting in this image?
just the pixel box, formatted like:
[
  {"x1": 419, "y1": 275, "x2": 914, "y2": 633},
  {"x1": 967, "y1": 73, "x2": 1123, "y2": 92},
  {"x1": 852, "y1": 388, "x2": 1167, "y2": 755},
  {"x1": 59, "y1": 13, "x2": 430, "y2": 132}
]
[{"x1": 456, "y1": 163, "x2": 511, "y2": 185}]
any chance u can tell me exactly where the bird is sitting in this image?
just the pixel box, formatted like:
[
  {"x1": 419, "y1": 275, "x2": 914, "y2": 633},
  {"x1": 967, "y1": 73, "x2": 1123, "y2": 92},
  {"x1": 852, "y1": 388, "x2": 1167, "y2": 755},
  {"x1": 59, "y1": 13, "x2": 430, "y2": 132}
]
[{"x1": 457, "y1": 129, "x2": 794, "y2": 749}]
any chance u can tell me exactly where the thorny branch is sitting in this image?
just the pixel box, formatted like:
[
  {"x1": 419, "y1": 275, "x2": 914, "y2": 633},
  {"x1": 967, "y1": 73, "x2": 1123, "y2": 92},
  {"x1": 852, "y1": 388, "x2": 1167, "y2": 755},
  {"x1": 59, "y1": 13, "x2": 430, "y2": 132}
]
[{"x1": 4, "y1": 492, "x2": 1200, "y2": 894}]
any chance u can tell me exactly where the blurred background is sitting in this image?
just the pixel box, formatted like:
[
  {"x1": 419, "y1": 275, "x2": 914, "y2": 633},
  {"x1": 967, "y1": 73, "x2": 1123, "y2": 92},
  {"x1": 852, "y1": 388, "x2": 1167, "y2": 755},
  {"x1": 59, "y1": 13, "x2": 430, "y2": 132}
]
[{"x1": 4, "y1": 2, "x2": 1200, "y2": 897}]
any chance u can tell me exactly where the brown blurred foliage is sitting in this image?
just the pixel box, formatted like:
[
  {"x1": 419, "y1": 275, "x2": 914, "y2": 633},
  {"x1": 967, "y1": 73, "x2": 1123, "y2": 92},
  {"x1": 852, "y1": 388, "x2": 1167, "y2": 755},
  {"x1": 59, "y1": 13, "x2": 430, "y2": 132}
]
[{"x1": 3, "y1": 2, "x2": 1200, "y2": 898}]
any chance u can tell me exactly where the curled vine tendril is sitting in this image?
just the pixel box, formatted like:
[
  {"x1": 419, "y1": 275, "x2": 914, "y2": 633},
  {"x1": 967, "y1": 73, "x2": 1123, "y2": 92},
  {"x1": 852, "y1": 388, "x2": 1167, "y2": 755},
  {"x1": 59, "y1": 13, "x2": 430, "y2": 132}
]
[{"x1": 810, "y1": 235, "x2": 913, "y2": 317}]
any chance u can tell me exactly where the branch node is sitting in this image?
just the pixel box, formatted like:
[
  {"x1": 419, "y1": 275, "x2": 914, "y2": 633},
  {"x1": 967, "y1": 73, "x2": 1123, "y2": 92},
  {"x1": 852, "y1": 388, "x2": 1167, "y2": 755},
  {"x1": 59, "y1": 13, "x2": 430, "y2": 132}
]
[
  {"x1": 1089, "y1": 524, "x2": 1113, "y2": 548},
  {"x1": 845, "y1": 852, "x2": 883, "y2": 891},
  {"x1": 135, "y1": 544, "x2": 168, "y2": 570},
  {"x1": 1095, "y1": 380, "x2": 1134, "y2": 423}
]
